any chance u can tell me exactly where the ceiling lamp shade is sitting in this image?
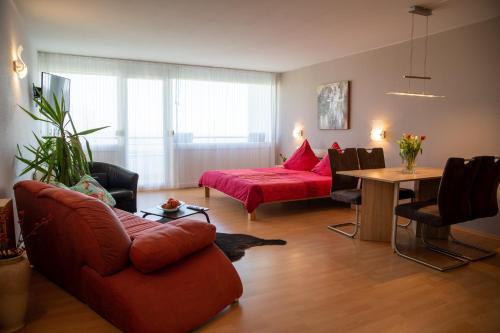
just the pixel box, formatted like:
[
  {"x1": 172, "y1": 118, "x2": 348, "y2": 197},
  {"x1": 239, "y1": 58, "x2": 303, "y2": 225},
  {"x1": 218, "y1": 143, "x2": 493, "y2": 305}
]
[{"x1": 386, "y1": 5, "x2": 444, "y2": 98}]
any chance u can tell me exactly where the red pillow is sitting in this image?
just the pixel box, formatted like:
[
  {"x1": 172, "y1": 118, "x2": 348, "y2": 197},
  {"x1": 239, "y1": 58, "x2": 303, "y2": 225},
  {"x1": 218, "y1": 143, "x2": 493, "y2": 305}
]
[
  {"x1": 130, "y1": 220, "x2": 216, "y2": 273},
  {"x1": 283, "y1": 139, "x2": 319, "y2": 171},
  {"x1": 311, "y1": 142, "x2": 342, "y2": 176}
]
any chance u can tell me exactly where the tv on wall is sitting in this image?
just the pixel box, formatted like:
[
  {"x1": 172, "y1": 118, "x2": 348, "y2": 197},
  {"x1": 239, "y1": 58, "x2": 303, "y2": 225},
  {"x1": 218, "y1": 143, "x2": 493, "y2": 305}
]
[{"x1": 41, "y1": 72, "x2": 70, "y2": 112}]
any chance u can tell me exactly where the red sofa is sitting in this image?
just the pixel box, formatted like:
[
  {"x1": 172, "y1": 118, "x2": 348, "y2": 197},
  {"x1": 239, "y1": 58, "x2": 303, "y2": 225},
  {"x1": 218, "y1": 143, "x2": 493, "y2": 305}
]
[{"x1": 14, "y1": 180, "x2": 243, "y2": 333}]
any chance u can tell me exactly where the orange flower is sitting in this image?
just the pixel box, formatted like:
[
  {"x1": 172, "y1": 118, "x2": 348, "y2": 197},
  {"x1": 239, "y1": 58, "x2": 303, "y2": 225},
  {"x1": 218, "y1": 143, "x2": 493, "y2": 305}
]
[{"x1": 421, "y1": 135, "x2": 426, "y2": 141}]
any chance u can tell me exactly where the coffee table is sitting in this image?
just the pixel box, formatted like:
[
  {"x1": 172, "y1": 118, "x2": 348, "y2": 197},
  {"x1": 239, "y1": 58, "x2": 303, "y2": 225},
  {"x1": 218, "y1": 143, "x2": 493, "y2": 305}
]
[{"x1": 141, "y1": 204, "x2": 211, "y2": 224}]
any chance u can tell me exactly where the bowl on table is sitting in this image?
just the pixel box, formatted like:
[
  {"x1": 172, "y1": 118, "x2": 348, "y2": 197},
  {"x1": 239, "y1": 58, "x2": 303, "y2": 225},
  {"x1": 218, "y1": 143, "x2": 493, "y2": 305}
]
[{"x1": 157, "y1": 198, "x2": 185, "y2": 212}]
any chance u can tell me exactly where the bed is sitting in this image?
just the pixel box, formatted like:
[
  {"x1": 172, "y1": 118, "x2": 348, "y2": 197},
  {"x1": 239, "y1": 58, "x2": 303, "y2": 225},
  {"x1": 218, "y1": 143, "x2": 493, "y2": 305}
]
[{"x1": 199, "y1": 167, "x2": 332, "y2": 220}]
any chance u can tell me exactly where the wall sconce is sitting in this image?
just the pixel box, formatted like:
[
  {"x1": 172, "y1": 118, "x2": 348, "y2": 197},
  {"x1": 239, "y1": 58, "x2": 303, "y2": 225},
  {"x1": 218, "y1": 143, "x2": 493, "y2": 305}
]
[
  {"x1": 370, "y1": 127, "x2": 386, "y2": 141},
  {"x1": 292, "y1": 126, "x2": 304, "y2": 139},
  {"x1": 13, "y1": 45, "x2": 28, "y2": 79}
]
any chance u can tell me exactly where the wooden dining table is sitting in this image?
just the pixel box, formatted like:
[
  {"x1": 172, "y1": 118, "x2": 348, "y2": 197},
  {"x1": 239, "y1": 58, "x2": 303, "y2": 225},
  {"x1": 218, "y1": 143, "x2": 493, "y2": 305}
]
[{"x1": 337, "y1": 167, "x2": 443, "y2": 249}]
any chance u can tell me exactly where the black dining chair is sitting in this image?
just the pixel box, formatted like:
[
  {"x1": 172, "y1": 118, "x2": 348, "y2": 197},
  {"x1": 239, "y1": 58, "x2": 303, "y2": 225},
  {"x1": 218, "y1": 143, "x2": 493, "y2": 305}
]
[
  {"x1": 328, "y1": 148, "x2": 361, "y2": 238},
  {"x1": 393, "y1": 157, "x2": 499, "y2": 271},
  {"x1": 357, "y1": 148, "x2": 415, "y2": 201},
  {"x1": 357, "y1": 148, "x2": 416, "y2": 227},
  {"x1": 449, "y1": 156, "x2": 500, "y2": 260}
]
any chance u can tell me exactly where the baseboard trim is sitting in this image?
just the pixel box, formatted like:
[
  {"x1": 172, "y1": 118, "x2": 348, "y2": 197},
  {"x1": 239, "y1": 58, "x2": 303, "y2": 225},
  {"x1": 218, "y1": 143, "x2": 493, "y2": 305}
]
[{"x1": 453, "y1": 225, "x2": 500, "y2": 241}]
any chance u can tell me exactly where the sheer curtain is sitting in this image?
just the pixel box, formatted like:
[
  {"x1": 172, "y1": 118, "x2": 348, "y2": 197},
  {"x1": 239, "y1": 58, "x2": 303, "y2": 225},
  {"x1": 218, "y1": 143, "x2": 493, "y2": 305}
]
[{"x1": 38, "y1": 52, "x2": 277, "y2": 189}]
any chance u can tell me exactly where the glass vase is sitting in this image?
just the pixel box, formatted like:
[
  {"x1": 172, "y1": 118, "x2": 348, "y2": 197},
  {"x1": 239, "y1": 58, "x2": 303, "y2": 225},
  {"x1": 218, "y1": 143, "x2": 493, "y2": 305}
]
[{"x1": 402, "y1": 158, "x2": 416, "y2": 174}]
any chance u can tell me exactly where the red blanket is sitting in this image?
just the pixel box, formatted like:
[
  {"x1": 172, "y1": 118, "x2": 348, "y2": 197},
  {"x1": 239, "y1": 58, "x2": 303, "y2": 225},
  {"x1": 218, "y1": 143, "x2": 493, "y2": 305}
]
[{"x1": 199, "y1": 167, "x2": 332, "y2": 213}]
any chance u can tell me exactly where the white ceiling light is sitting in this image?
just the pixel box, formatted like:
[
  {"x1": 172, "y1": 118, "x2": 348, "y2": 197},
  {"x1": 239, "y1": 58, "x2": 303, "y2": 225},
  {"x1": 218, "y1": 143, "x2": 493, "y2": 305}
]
[{"x1": 386, "y1": 5, "x2": 444, "y2": 98}]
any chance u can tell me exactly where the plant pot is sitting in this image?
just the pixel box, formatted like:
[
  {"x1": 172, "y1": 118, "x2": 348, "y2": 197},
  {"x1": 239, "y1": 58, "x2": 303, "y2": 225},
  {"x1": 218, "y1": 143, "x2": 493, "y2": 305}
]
[{"x1": 0, "y1": 255, "x2": 31, "y2": 333}]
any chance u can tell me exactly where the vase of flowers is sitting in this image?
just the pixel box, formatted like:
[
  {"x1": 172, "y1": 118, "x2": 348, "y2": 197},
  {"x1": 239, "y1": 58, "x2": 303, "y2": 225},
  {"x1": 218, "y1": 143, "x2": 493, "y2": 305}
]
[
  {"x1": 397, "y1": 133, "x2": 426, "y2": 174},
  {"x1": 0, "y1": 212, "x2": 49, "y2": 332}
]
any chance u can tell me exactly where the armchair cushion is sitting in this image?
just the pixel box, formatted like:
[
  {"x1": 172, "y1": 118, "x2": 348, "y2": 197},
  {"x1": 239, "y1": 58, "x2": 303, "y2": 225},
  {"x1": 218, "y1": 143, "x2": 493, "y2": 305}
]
[
  {"x1": 89, "y1": 162, "x2": 139, "y2": 213},
  {"x1": 108, "y1": 188, "x2": 134, "y2": 201},
  {"x1": 130, "y1": 220, "x2": 216, "y2": 273},
  {"x1": 92, "y1": 172, "x2": 109, "y2": 188}
]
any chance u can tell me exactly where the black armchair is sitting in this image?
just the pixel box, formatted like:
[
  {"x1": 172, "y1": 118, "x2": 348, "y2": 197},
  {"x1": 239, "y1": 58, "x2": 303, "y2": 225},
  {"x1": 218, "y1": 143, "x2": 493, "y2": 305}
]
[{"x1": 89, "y1": 162, "x2": 139, "y2": 213}]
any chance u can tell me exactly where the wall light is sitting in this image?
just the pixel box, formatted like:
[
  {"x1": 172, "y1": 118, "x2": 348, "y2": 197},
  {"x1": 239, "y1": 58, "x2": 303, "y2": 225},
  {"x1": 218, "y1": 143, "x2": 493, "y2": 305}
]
[
  {"x1": 13, "y1": 45, "x2": 28, "y2": 79},
  {"x1": 370, "y1": 120, "x2": 386, "y2": 142},
  {"x1": 370, "y1": 127, "x2": 386, "y2": 141},
  {"x1": 292, "y1": 126, "x2": 304, "y2": 139}
]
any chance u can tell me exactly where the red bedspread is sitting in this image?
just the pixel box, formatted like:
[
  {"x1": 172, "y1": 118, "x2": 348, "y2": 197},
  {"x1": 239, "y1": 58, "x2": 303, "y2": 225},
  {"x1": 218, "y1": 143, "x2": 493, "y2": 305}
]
[{"x1": 199, "y1": 167, "x2": 332, "y2": 213}]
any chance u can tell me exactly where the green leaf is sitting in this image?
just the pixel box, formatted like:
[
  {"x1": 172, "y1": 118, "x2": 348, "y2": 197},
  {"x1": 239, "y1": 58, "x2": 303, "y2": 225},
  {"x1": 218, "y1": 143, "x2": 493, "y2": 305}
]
[
  {"x1": 85, "y1": 139, "x2": 93, "y2": 163},
  {"x1": 71, "y1": 126, "x2": 109, "y2": 137}
]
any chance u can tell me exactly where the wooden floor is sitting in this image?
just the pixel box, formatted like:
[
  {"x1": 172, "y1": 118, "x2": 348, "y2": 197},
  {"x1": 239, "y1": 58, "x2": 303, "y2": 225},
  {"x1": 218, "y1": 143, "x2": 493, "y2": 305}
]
[{"x1": 20, "y1": 188, "x2": 500, "y2": 333}]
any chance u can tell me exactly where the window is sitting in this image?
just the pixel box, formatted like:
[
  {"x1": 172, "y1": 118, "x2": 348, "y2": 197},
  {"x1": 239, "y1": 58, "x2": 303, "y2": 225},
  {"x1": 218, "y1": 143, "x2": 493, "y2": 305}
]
[{"x1": 40, "y1": 52, "x2": 276, "y2": 188}]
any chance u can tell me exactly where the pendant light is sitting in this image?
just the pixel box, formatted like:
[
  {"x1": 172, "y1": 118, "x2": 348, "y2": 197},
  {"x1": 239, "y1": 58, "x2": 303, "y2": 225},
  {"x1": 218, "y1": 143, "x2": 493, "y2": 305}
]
[{"x1": 386, "y1": 5, "x2": 444, "y2": 98}]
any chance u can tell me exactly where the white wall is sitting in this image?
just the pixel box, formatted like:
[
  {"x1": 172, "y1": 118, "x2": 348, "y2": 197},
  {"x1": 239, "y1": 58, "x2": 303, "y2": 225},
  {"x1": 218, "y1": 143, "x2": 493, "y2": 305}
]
[
  {"x1": 0, "y1": 0, "x2": 37, "y2": 198},
  {"x1": 278, "y1": 17, "x2": 500, "y2": 235}
]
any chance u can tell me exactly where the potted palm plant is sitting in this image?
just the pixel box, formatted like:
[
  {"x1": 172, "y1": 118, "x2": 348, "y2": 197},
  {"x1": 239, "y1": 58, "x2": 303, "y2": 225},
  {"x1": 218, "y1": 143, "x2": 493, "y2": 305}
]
[
  {"x1": 16, "y1": 93, "x2": 108, "y2": 186},
  {"x1": 0, "y1": 93, "x2": 108, "y2": 331}
]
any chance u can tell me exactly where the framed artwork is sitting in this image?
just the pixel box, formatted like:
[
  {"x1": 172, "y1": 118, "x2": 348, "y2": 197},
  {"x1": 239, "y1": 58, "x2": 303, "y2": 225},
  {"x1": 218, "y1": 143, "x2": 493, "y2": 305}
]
[{"x1": 317, "y1": 80, "x2": 350, "y2": 130}]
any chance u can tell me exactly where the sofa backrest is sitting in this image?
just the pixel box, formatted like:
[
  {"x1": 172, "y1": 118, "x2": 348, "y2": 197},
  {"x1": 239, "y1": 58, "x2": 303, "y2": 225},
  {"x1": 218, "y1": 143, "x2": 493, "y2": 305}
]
[{"x1": 14, "y1": 180, "x2": 131, "y2": 299}]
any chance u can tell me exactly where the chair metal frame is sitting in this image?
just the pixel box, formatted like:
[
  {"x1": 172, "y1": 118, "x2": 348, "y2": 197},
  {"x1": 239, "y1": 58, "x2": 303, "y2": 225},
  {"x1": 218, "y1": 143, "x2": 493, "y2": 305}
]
[
  {"x1": 392, "y1": 216, "x2": 469, "y2": 271},
  {"x1": 327, "y1": 148, "x2": 361, "y2": 238},
  {"x1": 328, "y1": 204, "x2": 360, "y2": 238},
  {"x1": 392, "y1": 156, "x2": 499, "y2": 271}
]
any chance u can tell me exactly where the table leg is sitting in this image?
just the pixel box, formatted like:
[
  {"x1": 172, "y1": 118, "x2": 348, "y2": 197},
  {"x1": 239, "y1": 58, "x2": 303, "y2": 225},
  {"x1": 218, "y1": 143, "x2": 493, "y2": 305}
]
[
  {"x1": 360, "y1": 179, "x2": 396, "y2": 242},
  {"x1": 391, "y1": 182, "x2": 400, "y2": 250},
  {"x1": 200, "y1": 210, "x2": 211, "y2": 224}
]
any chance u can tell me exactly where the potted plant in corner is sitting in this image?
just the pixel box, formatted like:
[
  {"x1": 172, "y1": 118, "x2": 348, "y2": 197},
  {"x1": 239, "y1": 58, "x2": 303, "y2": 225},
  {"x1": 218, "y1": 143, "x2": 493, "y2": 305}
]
[
  {"x1": 15, "y1": 93, "x2": 108, "y2": 186},
  {"x1": 0, "y1": 93, "x2": 108, "y2": 332}
]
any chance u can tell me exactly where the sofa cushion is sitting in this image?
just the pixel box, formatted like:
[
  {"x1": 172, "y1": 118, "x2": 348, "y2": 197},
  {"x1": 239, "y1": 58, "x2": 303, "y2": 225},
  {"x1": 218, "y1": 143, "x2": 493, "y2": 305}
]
[
  {"x1": 283, "y1": 139, "x2": 319, "y2": 171},
  {"x1": 130, "y1": 220, "x2": 216, "y2": 273},
  {"x1": 113, "y1": 208, "x2": 160, "y2": 239},
  {"x1": 37, "y1": 186, "x2": 131, "y2": 276}
]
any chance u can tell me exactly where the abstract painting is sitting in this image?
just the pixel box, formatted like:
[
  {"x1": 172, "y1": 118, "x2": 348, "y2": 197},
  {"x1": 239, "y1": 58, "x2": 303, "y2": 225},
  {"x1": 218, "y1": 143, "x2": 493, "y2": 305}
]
[{"x1": 317, "y1": 80, "x2": 350, "y2": 130}]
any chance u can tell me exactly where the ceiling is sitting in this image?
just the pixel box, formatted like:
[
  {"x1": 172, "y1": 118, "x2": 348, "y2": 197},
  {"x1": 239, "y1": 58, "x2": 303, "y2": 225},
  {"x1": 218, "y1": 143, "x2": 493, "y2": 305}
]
[{"x1": 14, "y1": 0, "x2": 500, "y2": 72}]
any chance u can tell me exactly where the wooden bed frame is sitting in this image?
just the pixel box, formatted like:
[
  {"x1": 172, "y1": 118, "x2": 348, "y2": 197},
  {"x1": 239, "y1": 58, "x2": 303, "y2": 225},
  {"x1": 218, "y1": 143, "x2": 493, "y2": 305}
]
[{"x1": 203, "y1": 186, "x2": 330, "y2": 221}]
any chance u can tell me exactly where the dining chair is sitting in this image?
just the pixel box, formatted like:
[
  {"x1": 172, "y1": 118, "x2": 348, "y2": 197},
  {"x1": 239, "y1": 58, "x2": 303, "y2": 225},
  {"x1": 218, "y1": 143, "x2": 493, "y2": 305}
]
[
  {"x1": 357, "y1": 148, "x2": 415, "y2": 200},
  {"x1": 392, "y1": 157, "x2": 499, "y2": 271},
  {"x1": 328, "y1": 148, "x2": 361, "y2": 238},
  {"x1": 449, "y1": 156, "x2": 500, "y2": 260},
  {"x1": 357, "y1": 148, "x2": 415, "y2": 227}
]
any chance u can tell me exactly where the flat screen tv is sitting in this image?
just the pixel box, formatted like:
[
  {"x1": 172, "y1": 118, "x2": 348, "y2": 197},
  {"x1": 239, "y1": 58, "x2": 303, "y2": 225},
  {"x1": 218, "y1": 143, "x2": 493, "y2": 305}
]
[{"x1": 41, "y1": 72, "x2": 70, "y2": 112}]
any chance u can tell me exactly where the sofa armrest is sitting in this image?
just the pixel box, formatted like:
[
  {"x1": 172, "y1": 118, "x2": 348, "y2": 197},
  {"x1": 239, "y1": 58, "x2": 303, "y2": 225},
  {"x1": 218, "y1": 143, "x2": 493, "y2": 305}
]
[
  {"x1": 130, "y1": 220, "x2": 216, "y2": 273},
  {"x1": 82, "y1": 244, "x2": 243, "y2": 333}
]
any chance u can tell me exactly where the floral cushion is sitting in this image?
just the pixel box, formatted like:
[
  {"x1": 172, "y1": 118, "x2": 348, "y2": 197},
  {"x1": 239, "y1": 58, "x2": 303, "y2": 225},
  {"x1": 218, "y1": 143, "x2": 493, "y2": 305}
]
[
  {"x1": 71, "y1": 175, "x2": 116, "y2": 207},
  {"x1": 49, "y1": 181, "x2": 71, "y2": 190}
]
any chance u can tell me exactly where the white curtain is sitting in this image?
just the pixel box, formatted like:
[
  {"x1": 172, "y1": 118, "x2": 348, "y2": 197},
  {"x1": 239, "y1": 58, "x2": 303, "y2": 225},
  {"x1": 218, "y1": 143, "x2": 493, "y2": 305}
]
[{"x1": 38, "y1": 52, "x2": 277, "y2": 189}]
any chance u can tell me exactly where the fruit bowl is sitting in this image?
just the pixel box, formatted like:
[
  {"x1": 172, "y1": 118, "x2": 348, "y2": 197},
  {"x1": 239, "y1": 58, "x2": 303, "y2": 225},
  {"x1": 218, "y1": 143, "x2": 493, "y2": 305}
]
[{"x1": 157, "y1": 198, "x2": 184, "y2": 212}]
